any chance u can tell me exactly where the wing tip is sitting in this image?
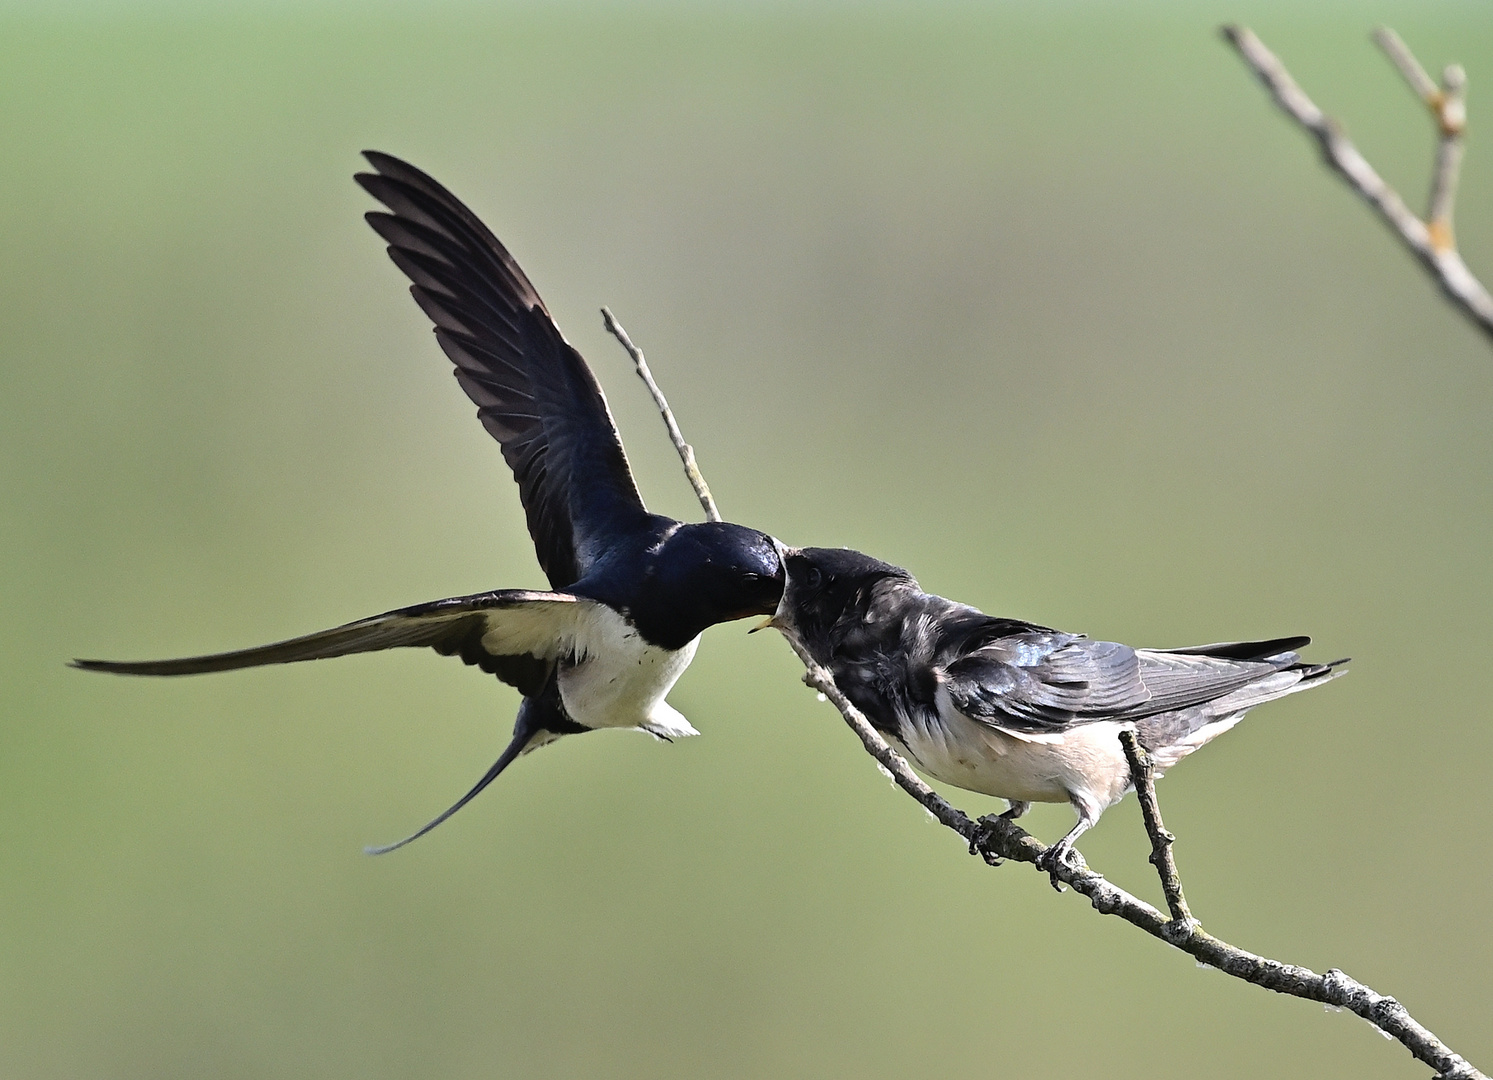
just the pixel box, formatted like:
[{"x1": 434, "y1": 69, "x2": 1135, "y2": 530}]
[
  {"x1": 360, "y1": 148, "x2": 401, "y2": 173},
  {"x1": 356, "y1": 149, "x2": 410, "y2": 197},
  {"x1": 69, "y1": 656, "x2": 189, "y2": 676}
]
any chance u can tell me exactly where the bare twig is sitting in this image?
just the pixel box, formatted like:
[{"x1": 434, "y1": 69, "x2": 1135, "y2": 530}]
[
  {"x1": 1373, "y1": 26, "x2": 1440, "y2": 103},
  {"x1": 620, "y1": 203, "x2": 1487, "y2": 1080},
  {"x1": 601, "y1": 306, "x2": 721, "y2": 522},
  {"x1": 1118, "y1": 729, "x2": 1194, "y2": 929},
  {"x1": 1223, "y1": 25, "x2": 1493, "y2": 341},
  {"x1": 1372, "y1": 28, "x2": 1468, "y2": 253},
  {"x1": 1428, "y1": 66, "x2": 1468, "y2": 248}
]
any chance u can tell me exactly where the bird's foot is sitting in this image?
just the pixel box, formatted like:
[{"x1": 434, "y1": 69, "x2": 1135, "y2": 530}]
[
  {"x1": 969, "y1": 802, "x2": 1033, "y2": 865},
  {"x1": 1035, "y1": 839, "x2": 1086, "y2": 892},
  {"x1": 968, "y1": 814, "x2": 1009, "y2": 866}
]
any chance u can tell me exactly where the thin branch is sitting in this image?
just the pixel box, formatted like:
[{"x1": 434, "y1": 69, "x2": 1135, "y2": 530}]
[
  {"x1": 618, "y1": 170, "x2": 1487, "y2": 1080},
  {"x1": 1428, "y1": 67, "x2": 1468, "y2": 244},
  {"x1": 1223, "y1": 25, "x2": 1493, "y2": 341},
  {"x1": 1118, "y1": 729, "x2": 1194, "y2": 928},
  {"x1": 1372, "y1": 28, "x2": 1468, "y2": 252},
  {"x1": 1373, "y1": 26, "x2": 1440, "y2": 104},
  {"x1": 601, "y1": 306, "x2": 721, "y2": 523}
]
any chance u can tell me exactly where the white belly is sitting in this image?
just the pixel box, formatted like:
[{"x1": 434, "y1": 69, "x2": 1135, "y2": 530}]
[
  {"x1": 897, "y1": 707, "x2": 1134, "y2": 816},
  {"x1": 556, "y1": 605, "x2": 700, "y2": 739}
]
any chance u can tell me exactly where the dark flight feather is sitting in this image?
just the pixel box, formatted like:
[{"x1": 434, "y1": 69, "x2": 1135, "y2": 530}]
[
  {"x1": 71, "y1": 590, "x2": 586, "y2": 699},
  {"x1": 356, "y1": 152, "x2": 647, "y2": 590}
]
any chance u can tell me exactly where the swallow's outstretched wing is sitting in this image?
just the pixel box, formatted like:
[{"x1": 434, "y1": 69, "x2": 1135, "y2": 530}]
[
  {"x1": 356, "y1": 151, "x2": 647, "y2": 589},
  {"x1": 73, "y1": 590, "x2": 596, "y2": 698}
]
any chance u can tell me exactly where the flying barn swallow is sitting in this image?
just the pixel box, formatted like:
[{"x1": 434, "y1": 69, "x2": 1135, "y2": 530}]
[
  {"x1": 769, "y1": 546, "x2": 1345, "y2": 872},
  {"x1": 75, "y1": 152, "x2": 785, "y2": 853}
]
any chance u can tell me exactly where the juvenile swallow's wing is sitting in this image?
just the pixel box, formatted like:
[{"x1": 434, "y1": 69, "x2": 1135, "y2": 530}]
[
  {"x1": 356, "y1": 151, "x2": 647, "y2": 589},
  {"x1": 943, "y1": 630, "x2": 1316, "y2": 735},
  {"x1": 73, "y1": 590, "x2": 597, "y2": 698},
  {"x1": 942, "y1": 631, "x2": 1150, "y2": 734},
  {"x1": 1128, "y1": 637, "x2": 1314, "y2": 714}
]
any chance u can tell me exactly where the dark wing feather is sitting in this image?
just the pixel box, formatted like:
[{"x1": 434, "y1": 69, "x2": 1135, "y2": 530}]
[
  {"x1": 1129, "y1": 637, "x2": 1308, "y2": 714},
  {"x1": 943, "y1": 632, "x2": 1151, "y2": 733},
  {"x1": 72, "y1": 590, "x2": 589, "y2": 698},
  {"x1": 944, "y1": 629, "x2": 1311, "y2": 734},
  {"x1": 356, "y1": 151, "x2": 647, "y2": 588},
  {"x1": 1158, "y1": 637, "x2": 1309, "y2": 661}
]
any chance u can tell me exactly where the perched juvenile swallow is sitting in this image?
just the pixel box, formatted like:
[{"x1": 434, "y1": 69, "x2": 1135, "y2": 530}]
[
  {"x1": 770, "y1": 546, "x2": 1344, "y2": 871},
  {"x1": 74, "y1": 152, "x2": 785, "y2": 852}
]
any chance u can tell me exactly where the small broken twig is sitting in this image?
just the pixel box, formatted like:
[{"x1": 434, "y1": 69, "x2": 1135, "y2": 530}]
[
  {"x1": 601, "y1": 306, "x2": 721, "y2": 522},
  {"x1": 1118, "y1": 729, "x2": 1194, "y2": 928},
  {"x1": 1223, "y1": 25, "x2": 1493, "y2": 342}
]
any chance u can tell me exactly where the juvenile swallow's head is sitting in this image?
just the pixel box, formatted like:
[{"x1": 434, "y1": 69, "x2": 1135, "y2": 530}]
[{"x1": 769, "y1": 546, "x2": 914, "y2": 660}]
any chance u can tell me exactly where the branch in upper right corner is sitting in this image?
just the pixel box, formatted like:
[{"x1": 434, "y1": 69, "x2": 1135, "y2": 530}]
[{"x1": 1222, "y1": 24, "x2": 1493, "y2": 342}]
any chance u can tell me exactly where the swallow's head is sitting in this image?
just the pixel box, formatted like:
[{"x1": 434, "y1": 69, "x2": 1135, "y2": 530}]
[
  {"x1": 767, "y1": 546, "x2": 914, "y2": 660},
  {"x1": 686, "y1": 522, "x2": 787, "y2": 620},
  {"x1": 633, "y1": 522, "x2": 786, "y2": 648}
]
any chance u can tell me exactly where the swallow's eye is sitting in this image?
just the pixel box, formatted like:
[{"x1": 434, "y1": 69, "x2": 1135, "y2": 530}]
[
  {"x1": 804, "y1": 567, "x2": 823, "y2": 589},
  {"x1": 741, "y1": 573, "x2": 761, "y2": 585}
]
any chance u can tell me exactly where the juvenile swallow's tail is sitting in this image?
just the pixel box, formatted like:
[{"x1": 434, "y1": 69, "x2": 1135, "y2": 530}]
[{"x1": 1135, "y1": 641, "x2": 1348, "y2": 773}]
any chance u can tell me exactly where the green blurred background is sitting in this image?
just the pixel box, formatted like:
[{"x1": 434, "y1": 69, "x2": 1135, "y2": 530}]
[{"x1": 4, "y1": 3, "x2": 1491, "y2": 1077}]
